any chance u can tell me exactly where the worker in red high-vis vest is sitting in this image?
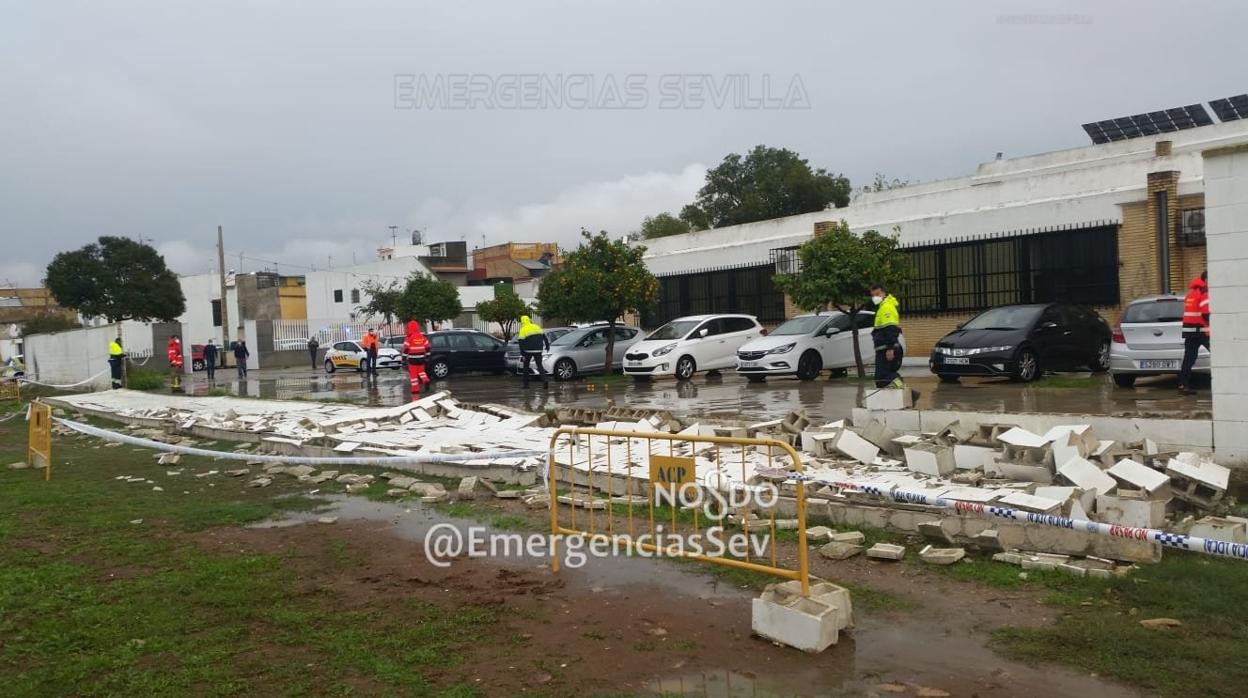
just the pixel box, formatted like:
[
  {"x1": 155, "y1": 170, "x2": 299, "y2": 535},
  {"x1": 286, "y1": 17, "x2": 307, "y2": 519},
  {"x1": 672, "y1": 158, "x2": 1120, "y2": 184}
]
[
  {"x1": 402, "y1": 320, "x2": 431, "y2": 395},
  {"x1": 167, "y1": 334, "x2": 184, "y2": 392},
  {"x1": 1178, "y1": 271, "x2": 1210, "y2": 393}
]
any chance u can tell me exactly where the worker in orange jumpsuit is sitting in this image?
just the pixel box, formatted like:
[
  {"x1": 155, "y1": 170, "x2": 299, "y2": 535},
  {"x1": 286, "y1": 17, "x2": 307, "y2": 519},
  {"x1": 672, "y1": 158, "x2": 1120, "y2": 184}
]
[
  {"x1": 402, "y1": 320, "x2": 431, "y2": 395},
  {"x1": 360, "y1": 328, "x2": 380, "y2": 376},
  {"x1": 167, "y1": 334, "x2": 184, "y2": 392}
]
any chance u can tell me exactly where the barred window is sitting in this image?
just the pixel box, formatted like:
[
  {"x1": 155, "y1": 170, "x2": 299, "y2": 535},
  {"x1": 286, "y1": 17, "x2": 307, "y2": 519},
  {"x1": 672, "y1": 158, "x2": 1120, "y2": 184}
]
[{"x1": 643, "y1": 264, "x2": 787, "y2": 327}]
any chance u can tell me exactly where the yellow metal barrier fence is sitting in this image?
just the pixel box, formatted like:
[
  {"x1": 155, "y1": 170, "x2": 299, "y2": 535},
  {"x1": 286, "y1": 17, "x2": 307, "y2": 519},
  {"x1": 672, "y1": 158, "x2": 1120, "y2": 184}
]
[
  {"x1": 547, "y1": 426, "x2": 810, "y2": 595},
  {"x1": 27, "y1": 401, "x2": 52, "y2": 481}
]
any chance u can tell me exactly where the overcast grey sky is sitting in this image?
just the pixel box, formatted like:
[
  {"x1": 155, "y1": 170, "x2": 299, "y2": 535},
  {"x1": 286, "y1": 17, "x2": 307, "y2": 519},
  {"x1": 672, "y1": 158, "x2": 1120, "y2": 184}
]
[{"x1": 3, "y1": 0, "x2": 1245, "y2": 285}]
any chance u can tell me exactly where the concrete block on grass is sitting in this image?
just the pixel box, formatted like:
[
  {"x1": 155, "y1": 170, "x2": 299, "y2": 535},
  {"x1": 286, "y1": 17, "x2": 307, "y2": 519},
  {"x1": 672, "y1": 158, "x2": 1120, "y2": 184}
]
[
  {"x1": 828, "y1": 530, "x2": 866, "y2": 545},
  {"x1": 1189, "y1": 516, "x2": 1247, "y2": 544},
  {"x1": 1096, "y1": 492, "x2": 1168, "y2": 528},
  {"x1": 818, "y1": 541, "x2": 864, "y2": 560},
  {"x1": 751, "y1": 579, "x2": 852, "y2": 653},
  {"x1": 866, "y1": 543, "x2": 906, "y2": 561},
  {"x1": 918, "y1": 545, "x2": 966, "y2": 565}
]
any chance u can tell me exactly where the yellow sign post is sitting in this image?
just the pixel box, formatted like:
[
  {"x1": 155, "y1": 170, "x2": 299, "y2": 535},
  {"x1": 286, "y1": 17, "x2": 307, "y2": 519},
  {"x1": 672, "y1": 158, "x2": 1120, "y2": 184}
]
[
  {"x1": 648, "y1": 454, "x2": 696, "y2": 494},
  {"x1": 27, "y1": 401, "x2": 52, "y2": 481}
]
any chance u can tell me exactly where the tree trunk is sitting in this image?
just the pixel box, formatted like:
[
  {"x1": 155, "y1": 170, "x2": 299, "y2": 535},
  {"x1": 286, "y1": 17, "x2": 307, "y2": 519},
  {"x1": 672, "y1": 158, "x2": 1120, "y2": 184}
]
[
  {"x1": 603, "y1": 319, "x2": 617, "y2": 376},
  {"x1": 848, "y1": 305, "x2": 867, "y2": 379}
]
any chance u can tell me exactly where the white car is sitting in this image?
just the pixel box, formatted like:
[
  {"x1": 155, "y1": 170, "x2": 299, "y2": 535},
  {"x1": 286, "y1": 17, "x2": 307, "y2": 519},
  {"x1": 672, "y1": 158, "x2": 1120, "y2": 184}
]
[
  {"x1": 1109, "y1": 294, "x2": 1209, "y2": 387},
  {"x1": 736, "y1": 311, "x2": 892, "y2": 381},
  {"x1": 624, "y1": 314, "x2": 763, "y2": 381},
  {"x1": 323, "y1": 340, "x2": 402, "y2": 373}
]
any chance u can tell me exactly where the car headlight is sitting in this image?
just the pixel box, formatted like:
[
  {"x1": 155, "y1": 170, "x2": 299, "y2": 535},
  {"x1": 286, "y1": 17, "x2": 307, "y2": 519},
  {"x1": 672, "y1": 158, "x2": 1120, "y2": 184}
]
[
  {"x1": 653, "y1": 343, "x2": 677, "y2": 357},
  {"x1": 976, "y1": 345, "x2": 1014, "y2": 355},
  {"x1": 767, "y1": 343, "x2": 796, "y2": 354}
]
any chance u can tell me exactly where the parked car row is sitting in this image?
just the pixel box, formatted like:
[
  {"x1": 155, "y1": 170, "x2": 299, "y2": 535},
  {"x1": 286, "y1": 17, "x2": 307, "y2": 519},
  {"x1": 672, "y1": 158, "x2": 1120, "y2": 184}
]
[{"x1": 300, "y1": 295, "x2": 1204, "y2": 389}]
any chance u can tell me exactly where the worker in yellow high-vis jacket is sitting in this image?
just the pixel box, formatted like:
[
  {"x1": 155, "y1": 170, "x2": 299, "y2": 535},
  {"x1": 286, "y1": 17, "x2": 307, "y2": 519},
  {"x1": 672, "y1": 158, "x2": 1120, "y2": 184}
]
[
  {"x1": 108, "y1": 337, "x2": 125, "y2": 389},
  {"x1": 870, "y1": 284, "x2": 904, "y2": 389}
]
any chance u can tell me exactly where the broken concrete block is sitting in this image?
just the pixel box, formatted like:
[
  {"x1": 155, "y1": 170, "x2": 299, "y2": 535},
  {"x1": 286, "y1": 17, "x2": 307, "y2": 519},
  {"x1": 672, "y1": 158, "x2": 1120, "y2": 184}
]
[
  {"x1": 6, "y1": 461, "x2": 29, "y2": 470},
  {"x1": 1108, "y1": 459, "x2": 1169, "y2": 496},
  {"x1": 781, "y1": 411, "x2": 810, "y2": 435},
  {"x1": 805, "y1": 526, "x2": 834, "y2": 542},
  {"x1": 800, "y1": 430, "x2": 839, "y2": 456},
  {"x1": 973, "y1": 529, "x2": 1003, "y2": 552},
  {"x1": 904, "y1": 443, "x2": 955, "y2": 477},
  {"x1": 345, "y1": 482, "x2": 370, "y2": 494},
  {"x1": 866, "y1": 543, "x2": 906, "y2": 561},
  {"x1": 1166, "y1": 457, "x2": 1230, "y2": 507},
  {"x1": 1139, "y1": 618, "x2": 1182, "y2": 629},
  {"x1": 388, "y1": 475, "x2": 419, "y2": 490},
  {"x1": 247, "y1": 477, "x2": 272, "y2": 488},
  {"x1": 918, "y1": 545, "x2": 965, "y2": 565},
  {"x1": 828, "y1": 531, "x2": 866, "y2": 545},
  {"x1": 862, "y1": 387, "x2": 912, "y2": 411},
  {"x1": 386, "y1": 488, "x2": 410, "y2": 497},
  {"x1": 1020, "y1": 553, "x2": 1069, "y2": 571},
  {"x1": 992, "y1": 551, "x2": 1024, "y2": 565},
  {"x1": 997, "y1": 491, "x2": 1063, "y2": 515},
  {"x1": 316, "y1": 516, "x2": 338, "y2": 525},
  {"x1": 818, "y1": 541, "x2": 864, "y2": 560},
  {"x1": 830, "y1": 429, "x2": 879, "y2": 465},
  {"x1": 1096, "y1": 491, "x2": 1168, "y2": 528},
  {"x1": 157, "y1": 453, "x2": 181, "y2": 465},
  {"x1": 457, "y1": 476, "x2": 482, "y2": 499},
  {"x1": 996, "y1": 427, "x2": 1048, "y2": 448},
  {"x1": 953, "y1": 444, "x2": 994, "y2": 471},
  {"x1": 1056, "y1": 562, "x2": 1087, "y2": 577},
  {"x1": 1189, "y1": 516, "x2": 1247, "y2": 544},
  {"x1": 283, "y1": 465, "x2": 316, "y2": 478},
  {"x1": 224, "y1": 468, "x2": 250, "y2": 477},
  {"x1": 410, "y1": 482, "x2": 448, "y2": 498},
  {"x1": 860, "y1": 419, "x2": 902, "y2": 455},
  {"x1": 997, "y1": 460, "x2": 1054, "y2": 484},
  {"x1": 1057, "y1": 456, "x2": 1117, "y2": 497},
  {"x1": 751, "y1": 579, "x2": 852, "y2": 652}
]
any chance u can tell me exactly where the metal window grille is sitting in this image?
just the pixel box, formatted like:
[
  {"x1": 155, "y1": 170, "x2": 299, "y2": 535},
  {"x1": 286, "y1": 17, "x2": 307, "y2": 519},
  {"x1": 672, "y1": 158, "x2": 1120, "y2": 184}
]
[
  {"x1": 643, "y1": 263, "x2": 787, "y2": 327},
  {"x1": 1179, "y1": 209, "x2": 1206, "y2": 247},
  {"x1": 899, "y1": 222, "x2": 1120, "y2": 314}
]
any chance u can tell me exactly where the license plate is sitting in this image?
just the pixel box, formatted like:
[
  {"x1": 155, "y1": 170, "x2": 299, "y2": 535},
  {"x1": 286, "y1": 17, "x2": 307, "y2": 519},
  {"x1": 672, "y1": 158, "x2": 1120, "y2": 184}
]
[
  {"x1": 627, "y1": 360, "x2": 643, "y2": 367},
  {"x1": 740, "y1": 361, "x2": 758, "y2": 368},
  {"x1": 945, "y1": 357, "x2": 971, "y2": 365},
  {"x1": 1140, "y1": 359, "x2": 1178, "y2": 369}
]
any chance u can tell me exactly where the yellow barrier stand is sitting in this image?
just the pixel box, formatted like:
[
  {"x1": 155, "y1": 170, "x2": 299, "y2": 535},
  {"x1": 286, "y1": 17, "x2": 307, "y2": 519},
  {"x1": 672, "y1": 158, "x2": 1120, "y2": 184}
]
[
  {"x1": 0, "y1": 377, "x2": 18, "y2": 409},
  {"x1": 547, "y1": 426, "x2": 810, "y2": 596},
  {"x1": 27, "y1": 401, "x2": 52, "y2": 481}
]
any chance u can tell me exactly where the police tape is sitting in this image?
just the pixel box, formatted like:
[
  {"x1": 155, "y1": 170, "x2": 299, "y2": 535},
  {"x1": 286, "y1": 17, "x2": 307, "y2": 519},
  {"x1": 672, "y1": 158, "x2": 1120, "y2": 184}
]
[
  {"x1": 19, "y1": 369, "x2": 111, "y2": 389},
  {"x1": 53, "y1": 417, "x2": 547, "y2": 468},
  {"x1": 823, "y1": 478, "x2": 1248, "y2": 561}
]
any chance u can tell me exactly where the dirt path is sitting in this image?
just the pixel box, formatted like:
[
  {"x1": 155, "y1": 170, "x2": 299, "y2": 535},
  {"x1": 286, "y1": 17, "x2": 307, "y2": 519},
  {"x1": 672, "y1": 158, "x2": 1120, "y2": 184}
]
[{"x1": 199, "y1": 497, "x2": 1141, "y2": 697}]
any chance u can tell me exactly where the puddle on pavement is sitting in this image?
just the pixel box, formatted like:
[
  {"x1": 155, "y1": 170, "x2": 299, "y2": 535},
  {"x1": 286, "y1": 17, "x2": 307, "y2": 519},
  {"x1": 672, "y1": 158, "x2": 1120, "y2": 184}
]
[
  {"x1": 185, "y1": 368, "x2": 1210, "y2": 423},
  {"x1": 254, "y1": 495, "x2": 1138, "y2": 698}
]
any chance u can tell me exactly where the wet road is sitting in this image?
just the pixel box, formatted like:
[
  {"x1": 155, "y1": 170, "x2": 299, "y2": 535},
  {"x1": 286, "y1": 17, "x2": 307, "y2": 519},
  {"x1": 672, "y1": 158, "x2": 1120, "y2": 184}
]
[{"x1": 182, "y1": 366, "x2": 1210, "y2": 422}]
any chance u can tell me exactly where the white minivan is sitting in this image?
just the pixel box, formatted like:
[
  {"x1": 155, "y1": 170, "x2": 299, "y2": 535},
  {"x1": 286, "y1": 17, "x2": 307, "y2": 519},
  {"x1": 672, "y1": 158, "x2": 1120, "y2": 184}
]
[
  {"x1": 624, "y1": 314, "x2": 763, "y2": 381},
  {"x1": 736, "y1": 310, "x2": 885, "y2": 381}
]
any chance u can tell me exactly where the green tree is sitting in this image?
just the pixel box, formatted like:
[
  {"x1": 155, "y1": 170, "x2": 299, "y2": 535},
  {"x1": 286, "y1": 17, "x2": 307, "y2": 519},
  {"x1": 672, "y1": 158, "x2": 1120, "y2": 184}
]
[
  {"x1": 44, "y1": 236, "x2": 186, "y2": 327},
  {"x1": 395, "y1": 273, "x2": 462, "y2": 324},
  {"x1": 638, "y1": 212, "x2": 691, "y2": 240},
  {"x1": 356, "y1": 279, "x2": 403, "y2": 326},
  {"x1": 537, "y1": 230, "x2": 658, "y2": 375},
  {"x1": 680, "y1": 146, "x2": 851, "y2": 230},
  {"x1": 475, "y1": 288, "x2": 532, "y2": 342},
  {"x1": 20, "y1": 313, "x2": 81, "y2": 337},
  {"x1": 773, "y1": 222, "x2": 911, "y2": 378}
]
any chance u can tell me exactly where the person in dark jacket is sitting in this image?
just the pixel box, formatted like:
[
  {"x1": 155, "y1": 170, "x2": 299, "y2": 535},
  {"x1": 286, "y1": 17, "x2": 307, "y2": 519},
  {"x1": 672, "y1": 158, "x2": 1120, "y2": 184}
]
[
  {"x1": 233, "y1": 340, "x2": 250, "y2": 379},
  {"x1": 516, "y1": 315, "x2": 550, "y2": 387},
  {"x1": 307, "y1": 336, "x2": 319, "y2": 371},
  {"x1": 202, "y1": 340, "x2": 218, "y2": 381}
]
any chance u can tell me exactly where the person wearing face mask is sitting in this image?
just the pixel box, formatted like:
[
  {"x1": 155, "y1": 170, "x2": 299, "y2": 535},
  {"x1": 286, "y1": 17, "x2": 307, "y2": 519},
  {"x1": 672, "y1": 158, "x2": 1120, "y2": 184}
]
[{"x1": 869, "y1": 284, "x2": 904, "y2": 389}]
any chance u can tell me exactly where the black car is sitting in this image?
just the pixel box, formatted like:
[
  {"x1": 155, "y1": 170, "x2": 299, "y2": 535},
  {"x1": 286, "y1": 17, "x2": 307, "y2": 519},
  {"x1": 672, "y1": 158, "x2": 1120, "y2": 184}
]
[
  {"x1": 426, "y1": 329, "x2": 506, "y2": 378},
  {"x1": 930, "y1": 303, "x2": 1111, "y2": 383}
]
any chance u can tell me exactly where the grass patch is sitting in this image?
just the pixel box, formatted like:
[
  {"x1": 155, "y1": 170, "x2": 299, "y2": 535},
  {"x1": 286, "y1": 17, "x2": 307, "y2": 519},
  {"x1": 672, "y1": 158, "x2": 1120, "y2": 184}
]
[{"x1": 123, "y1": 366, "x2": 167, "y2": 391}]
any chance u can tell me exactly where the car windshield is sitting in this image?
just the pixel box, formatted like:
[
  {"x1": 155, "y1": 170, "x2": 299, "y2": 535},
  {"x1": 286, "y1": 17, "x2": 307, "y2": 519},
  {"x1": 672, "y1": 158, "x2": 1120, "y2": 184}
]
[
  {"x1": 770, "y1": 315, "x2": 833, "y2": 336},
  {"x1": 1123, "y1": 299, "x2": 1184, "y2": 324},
  {"x1": 646, "y1": 320, "x2": 700, "y2": 341},
  {"x1": 962, "y1": 306, "x2": 1043, "y2": 331}
]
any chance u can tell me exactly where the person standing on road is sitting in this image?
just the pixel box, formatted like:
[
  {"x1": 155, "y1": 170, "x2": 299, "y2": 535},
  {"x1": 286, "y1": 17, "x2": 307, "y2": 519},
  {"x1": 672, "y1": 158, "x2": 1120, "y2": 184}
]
[
  {"x1": 401, "y1": 320, "x2": 431, "y2": 395},
  {"x1": 167, "y1": 334, "x2": 184, "y2": 392},
  {"x1": 108, "y1": 337, "x2": 125, "y2": 389},
  {"x1": 517, "y1": 315, "x2": 550, "y2": 387},
  {"x1": 361, "y1": 329, "x2": 380, "y2": 376},
  {"x1": 870, "y1": 284, "x2": 905, "y2": 389},
  {"x1": 1179, "y1": 271, "x2": 1210, "y2": 393},
  {"x1": 307, "y1": 336, "x2": 319, "y2": 371},
  {"x1": 233, "y1": 339, "x2": 250, "y2": 379},
  {"x1": 203, "y1": 340, "x2": 218, "y2": 381}
]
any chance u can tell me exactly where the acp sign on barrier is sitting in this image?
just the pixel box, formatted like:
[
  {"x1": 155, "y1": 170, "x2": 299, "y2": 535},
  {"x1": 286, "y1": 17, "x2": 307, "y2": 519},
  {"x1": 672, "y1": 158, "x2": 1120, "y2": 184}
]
[
  {"x1": 27, "y1": 401, "x2": 52, "y2": 480},
  {"x1": 649, "y1": 454, "x2": 695, "y2": 497}
]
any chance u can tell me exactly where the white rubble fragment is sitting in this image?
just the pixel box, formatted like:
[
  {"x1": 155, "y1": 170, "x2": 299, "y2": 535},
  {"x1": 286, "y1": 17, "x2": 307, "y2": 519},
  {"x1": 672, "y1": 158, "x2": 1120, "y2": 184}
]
[
  {"x1": 866, "y1": 543, "x2": 905, "y2": 561},
  {"x1": 1108, "y1": 459, "x2": 1170, "y2": 495},
  {"x1": 1057, "y1": 456, "x2": 1117, "y2": 497}
]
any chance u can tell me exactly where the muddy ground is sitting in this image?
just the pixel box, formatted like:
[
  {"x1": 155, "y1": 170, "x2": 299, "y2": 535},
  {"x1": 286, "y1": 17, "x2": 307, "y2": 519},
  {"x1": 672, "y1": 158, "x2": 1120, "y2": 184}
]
[{"x1": 234, "y1": 495, "x2": 1139, "y2": 697}]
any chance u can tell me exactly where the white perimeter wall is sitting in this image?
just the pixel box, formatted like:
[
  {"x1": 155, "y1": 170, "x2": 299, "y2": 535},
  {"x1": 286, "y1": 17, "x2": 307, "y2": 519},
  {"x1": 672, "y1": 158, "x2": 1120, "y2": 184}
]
[
  {"x1": 305, "y1": 257, "x2": 431, "y2": 321},
  {"x1": 24, "y1": 321, "x2": 155, "y2": 389},
  {"x1": 1205, "y1": 146, "x2": 1248, "y2": 466}
]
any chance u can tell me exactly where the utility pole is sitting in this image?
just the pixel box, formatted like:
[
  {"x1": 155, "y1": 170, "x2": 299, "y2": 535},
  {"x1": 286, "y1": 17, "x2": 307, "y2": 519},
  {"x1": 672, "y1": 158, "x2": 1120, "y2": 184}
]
[
  {"x1": 389, "y1": 225, "x2": 398, "y2": 248},
  {"x1": 217, "y1": 225, "x2": 231, "y2": 368}
]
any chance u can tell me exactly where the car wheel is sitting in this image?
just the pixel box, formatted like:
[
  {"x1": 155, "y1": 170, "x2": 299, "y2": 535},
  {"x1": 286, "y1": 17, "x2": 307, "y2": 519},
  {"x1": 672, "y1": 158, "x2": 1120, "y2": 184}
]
[
  {"x1": 939, "y1": 374, "x2": 960, "y2": 384},
  {"x1": 430, "y1": 360, "x2": 451, "y2": 379},
  {"x1": 1090, "y1": 340, "x2": 1111, "y2": 372},
  {"x1": 554, "y1": 358, "x2": 577, "y2": 381},
  {"x1": 1113, "y1": 373, "x2": 1137, "y2": 388},
  {"x1": 192, "y1": 359, "x2": 205, "y2": 371},
  {"x1": 324, "y1": 359, "x2": 336, "y2": 374},
  {"x1": 745, "y1": 374, "x2": 766, "y2": 383},
  {"x1": 675, "y1": 356, "x2": 696, "y2": 381},
  {"x1": 796, "y1": 351, "x2": 823, "y2": 381},
  {"x1": 1011, "y1": 349, "x2": 1039, "y2": 383}
]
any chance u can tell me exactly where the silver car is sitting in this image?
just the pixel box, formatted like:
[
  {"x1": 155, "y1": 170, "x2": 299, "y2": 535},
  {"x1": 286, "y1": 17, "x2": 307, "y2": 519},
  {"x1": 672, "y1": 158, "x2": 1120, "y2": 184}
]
[
  {"x1": 1109, "y1": 294, "x2": 1209, "y2": 387},
  {"x1": 506, "y1": 326, "x2": 573, "y2": 374},
  {"x1": 540, "y1": 325, "x2": 643, "y2": 380}
]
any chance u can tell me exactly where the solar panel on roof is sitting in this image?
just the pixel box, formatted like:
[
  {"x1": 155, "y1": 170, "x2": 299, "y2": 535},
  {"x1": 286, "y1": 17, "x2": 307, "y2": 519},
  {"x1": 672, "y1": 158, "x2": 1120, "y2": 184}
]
[
  {"x1": 1210, "y1": 94, "x2": 1248, "y2": 122},
  {"x1": 1082, "y1": 103, "x2": 1215, "y2": 144}
]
